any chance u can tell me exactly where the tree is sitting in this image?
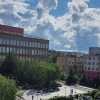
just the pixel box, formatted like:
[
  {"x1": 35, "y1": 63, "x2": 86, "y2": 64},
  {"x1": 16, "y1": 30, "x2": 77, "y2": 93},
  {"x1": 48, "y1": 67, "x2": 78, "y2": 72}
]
[
  {"x1": 0, "y1": 53, "x2": 17, "y2": 77},
  {"x1": 48, "y1": 55, "x2": 57, "y2": 63},
  {"x1": 15, "y1": 60, "x2": 60, "y2": 89},
  {"x1": 66, "y1": 70, "x2": 78, "y2": 85},
  {"x1": 80, "y1": 74, "x2": 89, "y2": 86},
  {"x1": 0, "y1": 75, "x2": 17, "y2": 100},
  {"x1": 0, "y1": 54, "x2": 60, "y2": 90}
]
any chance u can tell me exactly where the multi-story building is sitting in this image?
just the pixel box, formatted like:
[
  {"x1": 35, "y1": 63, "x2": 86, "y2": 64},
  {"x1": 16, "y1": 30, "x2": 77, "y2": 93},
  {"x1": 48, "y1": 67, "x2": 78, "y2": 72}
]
[
  {"x1": 0, "y1": 24, "x2": 49, "y2": 61},
  {"x1": 89, "y1": 47, "x2": 100, "y2": 55},
  {"x1": 83, "y1": 47, "x2": 100, "y2": 80},
  {"x1": 56, "y1": 52, "x2": 84, "y2": 75}
]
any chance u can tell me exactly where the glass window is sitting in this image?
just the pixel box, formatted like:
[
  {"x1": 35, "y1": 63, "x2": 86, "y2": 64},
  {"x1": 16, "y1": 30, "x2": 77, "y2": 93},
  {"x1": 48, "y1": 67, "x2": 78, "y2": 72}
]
[
  {"x1": 88, "y1": 67, "x2": 90, "y2": 70},
  {"x1": 32, "y1": 50, "x2": 34, "y2": 55},
  {"x1": 16, "y1": 40, "x2": 19, "y2": 46},
  {"x1": 6, "y1": 47, "x2": 9, "y2": 53},
  {"x1": 23, "y1": 41, "x2": 26, "y2": 47},
  {"x1": 35, "y1": 42, "x2": 37, "y2": 48},
  {"x1": 26, "y1": 42, "x2": 29, "y2": 47},
  {"x1": 29, "y1": 42, "x2": 32, "y2": 47},
  {"x1": 89, "y1": 57, "x2": 91, "y2": 60},
  {"x1": 0, "y1": 47, "x2": 2, "y2": 53},
  {"x1": 9, "y1": 47, "x2": 12, "y2": 53},
  {"x1": 0, "y1": 38, "x2": 2, "y2": 44},
  {"x1": 22, "y1": 49, "x2": 25, "y2": 55},
  {"x1": 37, "y1": 43, "x2": 40, "y2": 48},
  {"x1": 46, "y1": 44, "x2": 48, "y2": 49}
]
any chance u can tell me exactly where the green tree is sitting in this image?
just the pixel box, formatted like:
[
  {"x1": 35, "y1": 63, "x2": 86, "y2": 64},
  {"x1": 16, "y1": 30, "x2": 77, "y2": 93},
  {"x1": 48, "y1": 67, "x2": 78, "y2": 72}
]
[
  {"x1": 66, "y1": 70, "x2": 78, "y2": 85},
  {"x1": 0, "y1": 75, "x2": 17, "y2": 100},
  {"x1": 15, "y1": 60, "x2": 60, "y2": 89},
  {"x1": 0, "y1": 54, "x2": 17, "y2": 77},
  {"x1": 48, "y1": 55, "x2": 57, "y2": 63}
]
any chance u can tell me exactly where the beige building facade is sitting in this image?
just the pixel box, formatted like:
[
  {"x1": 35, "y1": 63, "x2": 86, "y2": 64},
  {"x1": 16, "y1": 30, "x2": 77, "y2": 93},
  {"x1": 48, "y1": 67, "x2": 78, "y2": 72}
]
[{"x1": 57, "y1": 52, "x2": 84, "y2": 75}]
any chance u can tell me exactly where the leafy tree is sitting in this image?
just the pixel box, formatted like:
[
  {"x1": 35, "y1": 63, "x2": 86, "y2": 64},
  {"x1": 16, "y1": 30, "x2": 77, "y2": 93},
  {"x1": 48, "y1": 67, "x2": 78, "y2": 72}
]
[
  {"x1": 0, "y1": 53, "x2": 17, "y2": 77},
  {"x1": 15, "y1": 60, "x2": 60, "y2": 89},
  {"x1": 66, "y1": 70, "x2": 78, "y2": 85},
  {"x1": 0, "y1": 75, "x2": 17, "y2": 100},
  {"x1": 48, "y1": 55, "x2": 57, "y2": 63},
  {"x1": 0, "y1": 54, "x2": 60, "y2": 89}
]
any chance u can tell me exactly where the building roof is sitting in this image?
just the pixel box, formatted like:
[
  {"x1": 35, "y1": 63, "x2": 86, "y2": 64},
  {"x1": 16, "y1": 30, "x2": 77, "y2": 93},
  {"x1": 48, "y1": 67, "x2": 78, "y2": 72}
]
[{"x1": 0, "y1": 24, "x2": 24, "y2": 36}]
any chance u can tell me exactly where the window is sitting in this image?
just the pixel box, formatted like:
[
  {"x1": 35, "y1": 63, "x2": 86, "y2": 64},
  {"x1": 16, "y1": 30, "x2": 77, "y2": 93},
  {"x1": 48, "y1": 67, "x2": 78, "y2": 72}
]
[
  {"x1": 18, "y1": 48, "x2": 20, "y2": 54},
  {"x1": 22, "y1": 49, "x2": 25, "y2": 55},
  {"x1": 37, "y1": 43, "x2": 40, "y2": 48},
  {"x1": 88, "y1": 67, "x2": 90, "y2": 70},
  {"x1": 34, "y1": 49, "x2": 37, "y2": 55},
  {"x1": 46, "y1": 44, "x2": 48, "y2": 49},
  {"x1": 39, "y1": 50, "x2": 42, "y2": 55},
  {"x1": 26, "y1": 42, "x2": 29, "y2": 47},
  {"x1": 32, "y1": 50, "x2": 35, "y2": 55},
  {"x1": 88, "y1": 62, "x2": 91, "y2": 65},
  {"x1": 92, "y1": 67, "x2": 94, "y2": 71},
  {"x1": 6, "y1": 39, "x2": 8, "y2": 45},
  {"x1": 20, "y1": 41, "x2": 23, "y2": 46},
  {"x1": 16, "y1": 40, "x2": 19, "y2": 46},
  {"x1": 21, "y1": 49, "x2": 23, "y2": 54},
  {"x1": 6, "y1": 47, "x2": 9, "y2": 53},
  {"x1": 89, "y1": 57, "x2": 91, "y2": 60},
  {"x1": 34, "y1": 42, "x2": 37, "y2": 48},
  {"x1": 9, "y1": 47, "x2": 13, "y2": 53},
  {"x1": 0, "y1": 38, "x2": 2, "y2": 44},
  {"x1": 0, "y1": 47, "x2": 2, "y2": 53},
  {"x1": 13, "y1": 40, "x2": 16, "y2": 45},
  {"x1": 29, "y1": 42, "x2": 32, "y2": 47},
  {"x1": 92, "y1": 62, "x2": 95, "y2": 65},
  {"x1": 23, "y1": 41, "x2": 26, "y2": 47}
]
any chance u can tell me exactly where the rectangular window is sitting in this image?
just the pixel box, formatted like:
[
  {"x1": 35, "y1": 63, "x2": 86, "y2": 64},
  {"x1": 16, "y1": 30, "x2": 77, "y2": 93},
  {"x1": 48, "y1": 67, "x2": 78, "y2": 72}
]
[
  {"x1": 32, "y1": 50, "x2": 34, "y2": 55},
  {"x1": 0, "y1": 47, "x2": 1, "y2": 53}
]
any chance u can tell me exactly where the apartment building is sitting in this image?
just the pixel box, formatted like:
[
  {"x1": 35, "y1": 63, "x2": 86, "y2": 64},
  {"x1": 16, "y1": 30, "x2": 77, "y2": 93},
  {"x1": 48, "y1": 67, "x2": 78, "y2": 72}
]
[
  {"x1": 0, "y1": 24, "x2": 49, "y2": 61},
  {"x1": 56, "y1": 52, "x2": 84, "y2": 75},
  {"x1": 83, "y1": 47, "x2": 100, "y2": 80}
]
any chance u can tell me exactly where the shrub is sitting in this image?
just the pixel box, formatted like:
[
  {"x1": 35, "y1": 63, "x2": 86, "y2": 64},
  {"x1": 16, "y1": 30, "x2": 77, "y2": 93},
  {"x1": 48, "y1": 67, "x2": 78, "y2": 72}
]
[{"x1": 0, "y1": 75, "x2": 17, "y2": 100}]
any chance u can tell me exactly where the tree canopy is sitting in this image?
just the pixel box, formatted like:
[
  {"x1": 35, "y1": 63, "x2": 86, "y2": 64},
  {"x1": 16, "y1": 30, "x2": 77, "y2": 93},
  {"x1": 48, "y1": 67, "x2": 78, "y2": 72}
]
[{"x1": 0, "y1": 75, "x2": 17, "y2": 100}]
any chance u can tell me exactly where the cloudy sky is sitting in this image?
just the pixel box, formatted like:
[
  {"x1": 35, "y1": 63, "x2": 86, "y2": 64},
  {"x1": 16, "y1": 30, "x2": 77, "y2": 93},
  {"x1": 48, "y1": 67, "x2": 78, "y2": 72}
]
[{"x1": 0, "y1": 0, "x2": 100, "y2": 52}]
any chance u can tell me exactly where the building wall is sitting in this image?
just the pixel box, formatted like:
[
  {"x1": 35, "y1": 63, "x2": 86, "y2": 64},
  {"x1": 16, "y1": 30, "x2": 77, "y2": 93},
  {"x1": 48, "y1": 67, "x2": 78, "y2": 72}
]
[
  {"x1": 0, "y1": 24, "x2": 24, "y2": 36},
  {"x1": 83, "y1": 54, "x2": 100, "y2": 80},
  {"x1": 57, "y1": 54, "x2": 84, "y2": 75},
  {"x1": 89, "y1": 47, "x2": 100, "y2": 55},
  {"x1": 0, "y1": 33, "x2": 49, "y2": 61},
  {"x1": 57, "y1": 56, "x2": 66, "y2": 73}
]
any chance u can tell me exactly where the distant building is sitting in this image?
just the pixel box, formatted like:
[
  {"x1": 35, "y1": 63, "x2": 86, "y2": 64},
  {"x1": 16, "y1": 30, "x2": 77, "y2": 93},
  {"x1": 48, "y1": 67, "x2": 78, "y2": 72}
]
[
  {"x1": 89, "y1": 47, "x2": 100, "y2": 55},
  {"x1": 56, "y1": 51, "x2": 84, "y2": 75},
  {"x1": 83, "y1": 47, "x2": 100, "y2": 80},
  {"x1": 0, "y1": 24, "x2": 49, "y2": 61}
]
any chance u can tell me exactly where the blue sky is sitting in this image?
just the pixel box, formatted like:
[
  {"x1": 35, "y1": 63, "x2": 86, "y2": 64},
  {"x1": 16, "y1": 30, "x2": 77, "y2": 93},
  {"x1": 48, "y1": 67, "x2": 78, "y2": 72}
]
[{"x1": 0, "y1": 0, "x2": 100, "y2": 52}]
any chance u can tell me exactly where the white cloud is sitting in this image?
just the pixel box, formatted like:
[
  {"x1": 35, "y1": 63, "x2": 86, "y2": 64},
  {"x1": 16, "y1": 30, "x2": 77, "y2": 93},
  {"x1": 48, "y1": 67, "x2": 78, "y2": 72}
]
[
  {"x1": 37, "y1": 0, "x2": 58, "y2": 11},
  {"x1": 0, "y1": 0, "x2": 100, "y2": 51}
]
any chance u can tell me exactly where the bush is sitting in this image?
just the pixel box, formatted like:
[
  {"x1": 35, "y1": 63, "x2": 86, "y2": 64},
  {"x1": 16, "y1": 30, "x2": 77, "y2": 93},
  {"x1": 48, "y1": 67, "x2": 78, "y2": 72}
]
[{"x1": 0, "y1": 75, "x2": 17, "y2": 100}]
